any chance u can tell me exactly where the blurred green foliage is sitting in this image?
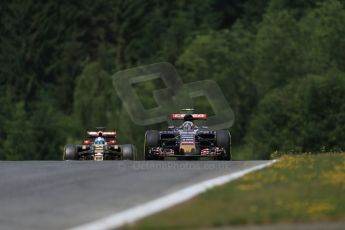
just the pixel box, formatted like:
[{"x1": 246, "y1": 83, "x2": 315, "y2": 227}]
[
  {"x1": 1, "y1": 0, "x2": 345, "y2": 159},
  {"x1": 247, "y1": 72, "x2": 345, "y2": 159}
]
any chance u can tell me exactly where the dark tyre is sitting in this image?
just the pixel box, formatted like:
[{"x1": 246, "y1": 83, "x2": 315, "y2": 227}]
[
  {"x1": 145, "y1": 130, "x2": 160, "y2": 148},
  {"x1": 216, "y1": 130, "x2": 231, "y2": 161},
  {"x1": 178, "y1": 156, "x2": 200, "y2": 161},
  {"x1": 122, "y1": 144, "x2": 135, "y2": 160},
  {"x1": 144, "y1": 130, "x2": 161, "y2": 160},
  {"x1": 64, "y1": 144, "x2": 78, "y2": 160}
]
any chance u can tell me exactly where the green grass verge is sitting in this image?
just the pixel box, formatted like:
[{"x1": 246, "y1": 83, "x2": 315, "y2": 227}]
[
  {"x1": 231, "y1": 145, "x2": 258, "y2": 160},
  {"x1": 124, "y1": 153, "x2": 345, "y2": 229}
]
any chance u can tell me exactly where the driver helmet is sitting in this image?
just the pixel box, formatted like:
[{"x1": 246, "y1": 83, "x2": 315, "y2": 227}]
[
  {"x1": 95, "y1": 137, "x2": 105, "y2": 145},
  {"x1": 182, "y1": 121, "x2": 194, "y2": 132},
  {"x1": 183, "y1": 114, "x2": 194, "y2": 122}
]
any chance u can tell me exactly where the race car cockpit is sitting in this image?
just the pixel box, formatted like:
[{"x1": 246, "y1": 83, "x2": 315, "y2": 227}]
[
  {"x1": 94, "y1": 137, "x2": 106, "y2": 145},
  {"x1": 181, "y1": 121, "x2": 195, "y2": 132}
]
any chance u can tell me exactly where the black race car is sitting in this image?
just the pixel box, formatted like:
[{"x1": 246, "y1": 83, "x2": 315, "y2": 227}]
[
  {"x1": 63, "y1": 128, "x2": 135, "y2": 161},
  {"x1": 144, "y1": 112, "x2": 231, "y2": 160}
]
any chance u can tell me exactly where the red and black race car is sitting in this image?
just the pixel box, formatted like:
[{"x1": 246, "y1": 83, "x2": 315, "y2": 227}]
[
  {"x1": 63, "y1": 128, "x2": 135, "y2": 161},
  {"x1": 144, "y1": 111, "x2": 231, "y2": 160}
]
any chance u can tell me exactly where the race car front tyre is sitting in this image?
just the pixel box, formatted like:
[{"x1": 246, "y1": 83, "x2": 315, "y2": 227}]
[
  {"x1": 144, "y1": 130, "x2": 160, "y2": 160},
  {"x1": 216, "y1": 130, "x2": 231, "y2": 161},
  {"x1": 64, "y1": 144, "x2": 78, "y2": 160},
  {"x1": 122, "y1": 144, "x2": 135, "y2": 160},
  {"x1": 145, "y1": 130, "x2": 160, "y2": 147}
]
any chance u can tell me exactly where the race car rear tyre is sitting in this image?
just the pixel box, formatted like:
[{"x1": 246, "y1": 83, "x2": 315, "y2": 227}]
[
  {"x1": 122, "y1": 144, "x2": 135, "y2": 160},
  {"x1": 144, "y1": 130, "x2": 161, "y2": 160},
  {"x1": 216, "y1": 130, "x2": 231, "y2": 161},
  {"x1": 64, "y1": 144, "x2": 78, "y2": 160}
]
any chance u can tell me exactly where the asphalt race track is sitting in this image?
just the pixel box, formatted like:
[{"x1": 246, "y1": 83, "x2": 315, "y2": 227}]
[{"x1": 0, "y1": 160, "x2": 271, "y2": 230}]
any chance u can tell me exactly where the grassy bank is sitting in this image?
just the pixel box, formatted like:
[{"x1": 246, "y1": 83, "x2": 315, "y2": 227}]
[{"x1": 125, "y1": 153, "x2": 345, "y2": 229}]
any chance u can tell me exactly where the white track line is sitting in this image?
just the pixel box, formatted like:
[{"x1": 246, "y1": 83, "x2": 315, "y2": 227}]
[{"x1": 68, "y1": 160, "x2": 277, "y2": 230}]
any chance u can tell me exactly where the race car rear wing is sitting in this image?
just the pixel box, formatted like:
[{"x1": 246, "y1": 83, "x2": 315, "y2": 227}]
[
  {"x1": 170, "y1": 114, "x2": 208, "y2": 120},
  {"x1": 86, "y1": 131, "x2": 117, "y2": 137}
]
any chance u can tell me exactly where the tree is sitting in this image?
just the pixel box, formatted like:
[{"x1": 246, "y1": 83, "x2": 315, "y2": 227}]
[
  {"x1": 73, "y1": 62, "x2": 122, "y2": 130},
  {"x1": 253, "y1": 10, "x2": 305, "y2": 96},
  {"x1": 299, "y1": 0, "x2": 345, "y2": 73},
  {"x1": 176, "y1": 23, "x2": 256, "y2": 143},
  {"x1": 247, "y1": 71, "x2": 345, "y2": 159},
  {"x1": 1, "y1": 102, "x2": 36, "y2": 160}
]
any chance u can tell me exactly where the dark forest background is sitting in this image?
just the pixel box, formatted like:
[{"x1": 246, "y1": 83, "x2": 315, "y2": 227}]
[{"x1": 1, "y1": 0, "x2": 345, "y2": 160}]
